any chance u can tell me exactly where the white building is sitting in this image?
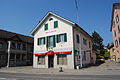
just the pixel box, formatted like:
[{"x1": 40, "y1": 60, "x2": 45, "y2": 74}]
[{"x1": 31, "y1": 12, "x2": 95, "y2": 69}]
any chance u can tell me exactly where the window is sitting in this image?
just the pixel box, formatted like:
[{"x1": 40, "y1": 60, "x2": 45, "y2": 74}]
[
  {"x1": 54, "y1": 21, "x2": 58, "y2": 28},
  {"x1": 22, "y1": 54, "x2": 26, "y2": 61},
  {"x1": 0, "y1": 43, "x2": 3, "y2": 48},
  {"x1": 84, "y1": 51, "x2": 86, "y2": 61},
  {"x1": 17, "y1": 43, "x2": 21, "y2": 50},
  {"x1": 89, "y1": 41, "x2": 91, "y2": 48},
  {"x1": 112, "y1": 21, "x2": 115, "y2": 27},
  {"x1": 48, "y1": 36, "x2": 56, "y2": 47},
  {"x1": 22, "y1": 44, "x2": 26, "y2": 50},
  {"x1": 44, "y1": 24, "x2": 48, "y2": 30},
  {"x1": 116, "y1": 15, "x2": 119, "y2": 23},
  {"x1": 56, "y1": 33, "x2": 67, "y2": 43},
  {"x1": 16, "y1": 54, "x2": 21, "y2": 61},
  {"x1": 118, "y1": 25, "x2": 120, "y2": 33},
  {"x1": 83, "y1": 38, "x2": 87, "y2": 45},
  {"x1": 57, "y1": 54, "x2": 67, "y2": 65},
  {"x1": 38, "y1": 55, "x2": 45, "y2": 65},
  {"x1": 112, "y1": 48, "x2": 115, "y2": 52},
  {"x1": 38, "y1": 37, "x2": 45, "y2": 45},
  {"x1": 10, "y1": 53, "x2": 15, "y2": 60},
  {"x1": 115, "y1": 40, "x2": 118, "y2": 48},
  {"x1": 76, "y1": 34, "x2": 80, "y2": 43},
  {"x1": 11, "y1": 42, "x2": 16, "y2": 49},
  {"x1": 119, "y1": 38, "x2": 120, "y2": 45},
  {"x1": 114, "y1": 30, "x2": 116, "y2": 37}
]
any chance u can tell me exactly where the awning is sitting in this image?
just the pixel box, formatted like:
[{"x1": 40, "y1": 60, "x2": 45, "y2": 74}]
[
  {"x1": 46, "y1": 51, "x2": 55, "y2": 55},
  {"x1": 34, "y1": 51, "x2": 72, "y2": 55}
]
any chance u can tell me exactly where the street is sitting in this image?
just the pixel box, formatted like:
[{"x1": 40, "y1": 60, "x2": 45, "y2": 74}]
[
  {"x1": 0, "y1": 72, "x2": 120, "y2": 80},
  {"x1": 0, "y1": 60, "x2": 120, "y2": 80}
]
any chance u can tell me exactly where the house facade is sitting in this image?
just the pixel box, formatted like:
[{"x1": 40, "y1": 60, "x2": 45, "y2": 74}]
[
  {"x1": 31, "y1": 12, "x2": 96, "y2": 69},
  {"x1": 0, "y1": 29, "x2": 33, "y2": 67},
  {"x1": 110, "y1": 3, "x2": 120, "y2": 62},
  {"x1": 108, "y1": 43, "x2": 116, "y2": 61}
]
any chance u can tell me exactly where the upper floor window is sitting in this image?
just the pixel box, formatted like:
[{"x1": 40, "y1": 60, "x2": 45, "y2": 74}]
[
  {"x1": 119, "y1": 38, "x2": 120, "y2": 45},
  {"x1": 11, "y1": 42, "x2": 16, "y2": 49},
  {"x1": 17, "y1": 43, "x2": 21, "y2": 50},
  {"x1": 44, "y1": 24, "x2": 48, "y2": 30},
  {"x1": 118, "y1": 25, "x2": 120, "y2": 33},
  {"x1": 115, "y1": 39, "x2": 118, "y2": 48},
  {"x1": 112, "y1": 21, "x2": 115, "y2": 27},
  {"x1": 116, "y1": 15, "x2": 119, "y2": 23},
  {"x1": 83, "y1": 38, "x2": 87, "y2": 45},
  {"x1": 38, "y1": 37, "x2": 45, "y2": 45},
  {"x1": 89, "y1": 41, "x2": 91, "y2": 48},
  {"x1": 0, "y1": 43, "x2": 3, "y2": 48},
  {"x1": 22, "y1": 44, "x2": 26, "y2": 50},
  {"x1": 56, "y1": 33, "x2": 67, "y2": 43},
  {"x1": 76, "y1": 34, "x2": 80, "y2": 43},
  {"x1": 47, "y1": 35, "x2": 56, "y2": 47},
  {"x1": 54, "y1": 21, "x2": 58, "y2": 28},
  {"x1": 114, "y1": 30, "x2": 116, "y2": 37},
  {"x1": 37, "y1": 37, "x2": 45, "y2": 45}
]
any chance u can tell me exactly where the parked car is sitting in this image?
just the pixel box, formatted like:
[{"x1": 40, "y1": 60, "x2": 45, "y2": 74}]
[{"x1": 96, "y1": 56, "x2": 105, "y2": 63}]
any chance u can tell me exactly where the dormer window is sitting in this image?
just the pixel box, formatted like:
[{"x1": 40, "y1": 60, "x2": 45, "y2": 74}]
[
  {"x1": 116, "y1": 15, "x2": 119, "y2": 23},
  {"x1": 49, "y1": 18, "x2": 53, "y2": 21}
]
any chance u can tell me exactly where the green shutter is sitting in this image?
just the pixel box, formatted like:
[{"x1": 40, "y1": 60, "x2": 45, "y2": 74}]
[
  {"x1": 64, "y1": 33, "x2": 67, "y2": 42},
  {"x1": 44, "y1": 24, "x2": 48, "y2": 30},
  {"x1": 54, "y1": 21, "x2": 58, "y2": 28},
  {"x1": 37, "y1": 38, "x2": 40, "y2": 45},
  {"x1": 46, "y1": 36, "x2": 49, "y2": 47},
  {"x1": 53, "y1": 35, "x2": 56, "y2": 47},
  {"x1": 56, "y1": 35, "x2": 60, "y2": 43},
  {"x1": 43, "y1": 37, "x2": 45, "y2": 44}
]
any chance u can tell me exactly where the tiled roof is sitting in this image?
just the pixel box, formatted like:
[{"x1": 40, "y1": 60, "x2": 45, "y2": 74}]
[{"x1": 0, "y1": 29, "x2": 33, "y2": 43}]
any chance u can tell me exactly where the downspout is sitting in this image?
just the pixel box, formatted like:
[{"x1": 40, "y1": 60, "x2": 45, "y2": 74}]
[
  {"x1": 7, "y1": 41, "x2": 11, "y2": 68},
  {"x1": 80, "y1": 32, "x2": 83, "y2": 68},
  {"x1": 72, "y1": 26, "x2": 75, "y2": 69}
]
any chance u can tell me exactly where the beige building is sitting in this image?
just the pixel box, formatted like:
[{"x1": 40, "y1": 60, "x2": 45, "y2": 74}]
[
  {"x1": 0, "y1": 29, "x2": 33, "y2": 67},
  {"x1": 31, "y1": 12, "x2": 96, "y2": 69}
]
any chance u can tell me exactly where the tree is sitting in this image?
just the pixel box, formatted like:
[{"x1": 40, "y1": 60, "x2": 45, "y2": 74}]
[{"x1": 92, "y1": 31, "x2": 104, "y2": 56}]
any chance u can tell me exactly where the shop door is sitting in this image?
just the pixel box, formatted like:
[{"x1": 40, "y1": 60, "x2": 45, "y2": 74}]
[{"x1": 48, "y1": 55, "x2": 54, "y2": 68}]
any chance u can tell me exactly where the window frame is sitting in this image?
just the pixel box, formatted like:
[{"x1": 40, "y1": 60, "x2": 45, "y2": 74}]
[
  {"x1": 57, "y1": 54, "x2": 67, "y2": 65},
  {"x1": 116, "y1": 15, "x2": 119, "y2": 23},
  {"x1": 37, "y1": 55, "x2": 45, "y2": 65}
]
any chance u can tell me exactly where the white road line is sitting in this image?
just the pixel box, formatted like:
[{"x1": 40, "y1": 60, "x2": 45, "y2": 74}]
[{"x1": 0, "y1": 78, "x2": 6, "y2": 79}]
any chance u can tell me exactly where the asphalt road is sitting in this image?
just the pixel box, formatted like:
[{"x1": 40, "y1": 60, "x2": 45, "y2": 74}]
[{"x1": 0, "y1": 72, "x2": 120, "y2": 80}]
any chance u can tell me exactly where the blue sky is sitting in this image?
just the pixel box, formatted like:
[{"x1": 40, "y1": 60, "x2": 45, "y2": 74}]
[{"x1": 0, "y1": 0, "x2": 120, "y2": 45}]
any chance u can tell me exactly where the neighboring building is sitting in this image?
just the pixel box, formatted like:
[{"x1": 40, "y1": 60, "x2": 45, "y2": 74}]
[
  {"x1": 0, "y1": 29, "x2": 33, "y2": 67},
  {"x1": 31, "y1": 12, "x2": 96, "y2": 69},
  {"x1": 110, "y1": 3, "x2": 120, "y2": 62},
  {"x1": 108, "y1": 43, "x2": 116, "y2": 61}
]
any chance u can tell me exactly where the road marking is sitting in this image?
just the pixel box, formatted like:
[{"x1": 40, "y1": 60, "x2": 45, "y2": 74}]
[{"x1": 0, "y1": 78, "x2": 6, "y2": 80}]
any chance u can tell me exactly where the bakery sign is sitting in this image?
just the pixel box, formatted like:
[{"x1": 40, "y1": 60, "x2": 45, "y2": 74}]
[{"x1": 45, "y1": 30, "x2": 57, "y2": 35}]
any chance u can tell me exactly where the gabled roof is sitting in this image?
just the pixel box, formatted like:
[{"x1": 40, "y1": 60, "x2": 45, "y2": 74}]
[
  {"x1": 0, "y1": 29, "x2": 33, "y2": 43},
  {"x1": 110, "y1": 3, "x2": 120, "y2": 31},
  {"x1": 31, "y1": 12, "x2": 92, "y2": 39}
]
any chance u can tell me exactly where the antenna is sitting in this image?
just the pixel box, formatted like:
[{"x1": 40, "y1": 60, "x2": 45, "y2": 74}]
[{"x1": 74, "y1": 0, "x2": 79, "y2": 24}]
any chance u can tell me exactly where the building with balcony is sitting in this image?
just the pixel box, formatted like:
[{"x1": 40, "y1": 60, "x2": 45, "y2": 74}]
[
  {"x1": 31, "y1": 12, "x2": 96, "y2": 69},
  {"x1": 0, "y1": 29, "x2": 33, "y2": 67},
  {"x1": 110, "y1": 3, "x2": 120, "y2": 62}
]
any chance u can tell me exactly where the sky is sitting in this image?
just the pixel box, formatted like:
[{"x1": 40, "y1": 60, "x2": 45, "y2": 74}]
[{"x1": 0, "y1": 0, "x2": 120, "y2": 45}]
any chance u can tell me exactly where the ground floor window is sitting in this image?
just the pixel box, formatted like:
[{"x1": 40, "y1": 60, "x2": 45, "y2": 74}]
[
  {"x1": 37, "y1": 55, "x2": 45, "y2": 65},
  {"x1": 57, "y1": 54, "x2": 67, "y2": 65}
]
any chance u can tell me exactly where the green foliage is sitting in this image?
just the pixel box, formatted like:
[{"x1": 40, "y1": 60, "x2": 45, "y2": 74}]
[
  {"x1": 92, "y1": 31, "x2": 104, "y2": 55},
  {"x1": 104, "y1": 49, "x2": 110, "y2": 58}
]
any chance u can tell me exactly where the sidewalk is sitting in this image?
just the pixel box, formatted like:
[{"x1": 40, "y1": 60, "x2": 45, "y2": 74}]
[{"x1": 0, "y1": 60, "x2": 120, "y2": 75}]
